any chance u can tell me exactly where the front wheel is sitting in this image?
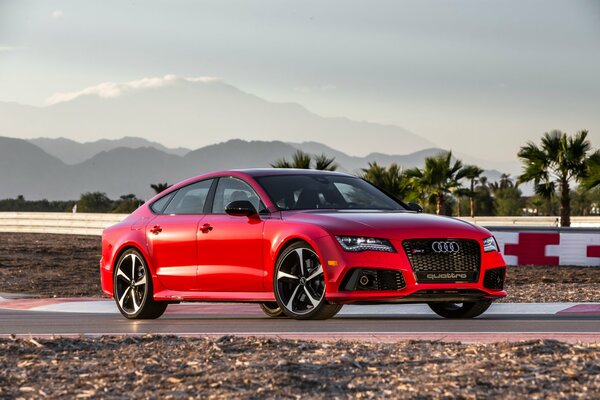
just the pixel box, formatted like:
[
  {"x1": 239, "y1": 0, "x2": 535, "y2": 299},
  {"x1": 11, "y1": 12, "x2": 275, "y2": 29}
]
[
  {"x1": 428, "y1": 301, "x2": 492, "y2": 319},
  {"x1": 274, "y1": 242, "x2": 342, "y2": 320},
  {"x1": 114, "y1": 249, "x2": 167, "y2": 319}
]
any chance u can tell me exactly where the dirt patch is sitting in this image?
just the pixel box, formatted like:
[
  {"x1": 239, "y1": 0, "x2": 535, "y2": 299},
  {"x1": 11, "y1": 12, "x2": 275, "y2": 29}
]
[
  {"x1": 0, "y1": 336, "x2": 598, "y2": 399},
  {"x1": 0, "y1": 232, "x2": 102, "y2": 297},
  {"x1": 0, "y1": 232, "x2": 599, "y2": 302},
  {"x1": 500, "y1": 265, "x2": 600, "y2": 303}
]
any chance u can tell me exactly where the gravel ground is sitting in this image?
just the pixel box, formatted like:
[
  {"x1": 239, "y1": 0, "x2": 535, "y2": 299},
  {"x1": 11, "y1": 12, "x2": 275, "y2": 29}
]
[
  {"x1": 0, "y1": 232, "x2": 599, "y2": 302},
  {"x1": 0, "y1": 232, "x2": 101, "y2": 297},
  {"x1": 0, "y1": 335, "x2": 599, "y2": 399}
]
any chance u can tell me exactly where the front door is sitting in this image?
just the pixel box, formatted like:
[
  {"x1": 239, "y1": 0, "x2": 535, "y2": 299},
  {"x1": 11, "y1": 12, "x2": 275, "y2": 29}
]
[
  {"x1": 197, "y1": 177, "x2": 266, "y2": 292},
  {"x1": 146, "y1": 179, "x2": 214, "y2": 291}
]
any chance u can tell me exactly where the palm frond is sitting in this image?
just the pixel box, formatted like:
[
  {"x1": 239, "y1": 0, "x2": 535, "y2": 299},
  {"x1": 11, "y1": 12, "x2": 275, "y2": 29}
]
[{"x1": 314, "y1": 154, "x2": 338, "y2": 171}]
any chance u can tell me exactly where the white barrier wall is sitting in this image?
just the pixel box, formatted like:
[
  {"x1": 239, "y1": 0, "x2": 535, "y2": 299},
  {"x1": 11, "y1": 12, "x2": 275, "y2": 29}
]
[
  {"x1": 492, "y1": 229, "x2": 600, "y2": 267},
  {"x1": 0, "y1": 212, "x2": 127, "y2": 236}
]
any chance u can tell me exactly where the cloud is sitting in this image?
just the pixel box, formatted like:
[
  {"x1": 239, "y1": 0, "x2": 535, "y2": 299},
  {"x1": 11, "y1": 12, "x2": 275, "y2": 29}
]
[
  {"x1": 45, "y1": 75, "x2": 219, "y2": 105},
  {"x1": 0, "y1": 46, "x2": 18, "y2": 52},
  {"x1": 51, "y1": 10, "x2": 64, "y2": 19},
  {"x1": 293, "y1": 84, "x2": 337, "y2": 94}
]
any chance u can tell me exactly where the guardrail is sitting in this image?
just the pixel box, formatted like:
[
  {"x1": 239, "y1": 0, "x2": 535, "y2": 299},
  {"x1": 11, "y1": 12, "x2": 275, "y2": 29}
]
[{"x1": 0, "y1": 212, "x2": 127, "y2": 236}]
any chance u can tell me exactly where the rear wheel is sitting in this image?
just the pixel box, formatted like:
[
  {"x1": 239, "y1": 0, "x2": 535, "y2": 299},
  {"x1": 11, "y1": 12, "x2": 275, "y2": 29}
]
[
  {"x1": 114, "y1": 249, "x2": 167, "y2": 319},
  {"x1": 259, "y1": 302, "x2": 287, "y2": 318},
  {"x1": 428, "y1": 301, "x2": 492, "y2": 319},
  {"x1": 274, "y1": 242, "x2": 342, "y2": 320}
]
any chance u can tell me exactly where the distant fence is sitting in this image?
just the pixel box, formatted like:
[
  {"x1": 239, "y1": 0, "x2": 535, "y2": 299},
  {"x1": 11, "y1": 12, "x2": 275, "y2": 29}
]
[
  {"x1": 1, "y1": 212, "x2": 599, "y2": 266},
  {"x1": 459, "y1": 216, "x2": 600, "y2": 228}
]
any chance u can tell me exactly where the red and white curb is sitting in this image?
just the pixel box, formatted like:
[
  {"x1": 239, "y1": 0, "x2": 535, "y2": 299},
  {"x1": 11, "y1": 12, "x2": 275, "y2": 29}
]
[{"x1": 0, "y1": 296, "x2": 599, "y2": 316}]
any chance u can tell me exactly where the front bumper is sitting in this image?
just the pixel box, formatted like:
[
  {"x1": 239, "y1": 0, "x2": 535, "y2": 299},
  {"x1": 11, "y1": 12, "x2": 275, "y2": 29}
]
[{"x1": 316, "y1": 235, "x2": 507, "y2": 304}]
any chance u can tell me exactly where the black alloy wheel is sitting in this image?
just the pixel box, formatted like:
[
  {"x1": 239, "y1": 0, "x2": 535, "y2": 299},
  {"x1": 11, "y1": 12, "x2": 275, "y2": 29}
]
[
  {"x1": 274, "y1": 242, "x2": 342, "y2": 320},
  {"x1": 114, "y1": 249, "x2": 167, "y2": 319}
]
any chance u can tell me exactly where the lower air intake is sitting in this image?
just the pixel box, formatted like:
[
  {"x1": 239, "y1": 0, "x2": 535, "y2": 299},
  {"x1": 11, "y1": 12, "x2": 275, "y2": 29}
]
[
  {"x1": 483, "y1": 267, "x2": 506, "y2": 290},
  {"x1": 341, "y1": 268, "x2": 406, "y2": 291}
]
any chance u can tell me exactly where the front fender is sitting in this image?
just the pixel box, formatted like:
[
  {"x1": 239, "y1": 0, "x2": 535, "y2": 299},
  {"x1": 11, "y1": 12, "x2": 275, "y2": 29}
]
[{"x1": 262, "y1": 219, "x2": 332, "y2": 292}]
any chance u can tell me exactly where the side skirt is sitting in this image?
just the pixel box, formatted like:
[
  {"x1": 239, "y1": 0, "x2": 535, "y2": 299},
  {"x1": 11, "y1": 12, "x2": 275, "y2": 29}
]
[{"x1": 154, "y1": 290, "x2": 275, "y2": 303}]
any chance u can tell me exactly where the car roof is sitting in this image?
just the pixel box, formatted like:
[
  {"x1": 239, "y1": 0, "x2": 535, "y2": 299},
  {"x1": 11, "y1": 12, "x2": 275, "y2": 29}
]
[
  {"x1": 149, "y1": 168, "x2": 355, "y2": 203},
  {"x1": 145, "y1": 168, "x2": 357, "y2": 212},
  {"x1": 230, "y1": 168, "x2": 353, "y2": 178}
]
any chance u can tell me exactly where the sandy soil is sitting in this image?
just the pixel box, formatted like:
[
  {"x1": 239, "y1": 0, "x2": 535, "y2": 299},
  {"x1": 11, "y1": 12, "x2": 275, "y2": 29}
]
[{"x1": 1, "y1": 336, "x2": 598, "y2": 399}]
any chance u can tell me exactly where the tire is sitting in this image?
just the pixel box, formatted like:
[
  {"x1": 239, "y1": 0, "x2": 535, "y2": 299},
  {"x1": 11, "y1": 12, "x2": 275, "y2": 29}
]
[
  {"x1": 273, "y1": 242, "x2": 342, "y2": 320},
  {"x1": 428, "y1": 301, "x2": 492, "y2": 319},
  {"x1": 113, "y1": 249, "x2": 167, "y2": 319},
  {"x1": 259, "y1": 302, "x2": 287, "y2": 318}
]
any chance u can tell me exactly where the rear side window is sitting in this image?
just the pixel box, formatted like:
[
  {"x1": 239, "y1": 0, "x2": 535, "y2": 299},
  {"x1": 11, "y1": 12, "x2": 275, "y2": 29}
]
[
  {"x1": 150, "y1": 191, "x2": 176, "y2": 214},
  {"x1": 163, "y1": 179, "x2": 214, "y2": 215}
]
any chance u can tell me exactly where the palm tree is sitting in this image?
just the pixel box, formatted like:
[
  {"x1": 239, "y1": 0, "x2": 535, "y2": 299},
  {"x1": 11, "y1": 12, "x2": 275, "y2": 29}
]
[
  {"x1": 517, "y1": 130, "x2": 594, "y2": 227},
  {"x1": 360, "y1": 162, "x2": 417, "y2": 201},
  {"x1": 490, "y1": 175, "x2": 523, "y2": 216},
  {"x1": 271, "y1": 150, "x2": 337, "y2": 170},
  {"x1": 461, "y1": 165, "x2": 484, "y2": 218},
  {"x1": 583, "y1": 150, "x2": 600, "y2": 190},
  {"x1": 489, "y1": 174, "x2": 515, "y2": 191},
  {"x1": 150, "y1": 182, "x2": 170, "y2": 194},
  {"x1": 405, "y1": 151, "x2": 465, "y2": 215},
  {"x1": 313, "y1": 154, "x2": 338, "y2": 171}
]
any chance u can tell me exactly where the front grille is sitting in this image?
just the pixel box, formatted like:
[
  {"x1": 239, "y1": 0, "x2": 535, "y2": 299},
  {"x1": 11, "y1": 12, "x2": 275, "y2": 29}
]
[
  {"x1": 483, "y1": 267, "x2": 506, "y2": 290},
  {"x1": 341, "y1": 268, "x2": 406, "y2": 291},
  {"x1": 402, "y1": 239, "x2": 481, "y2": 283}
]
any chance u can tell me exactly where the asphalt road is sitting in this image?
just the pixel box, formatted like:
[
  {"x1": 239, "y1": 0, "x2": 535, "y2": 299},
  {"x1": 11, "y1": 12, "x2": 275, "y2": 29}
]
[{"x1": 2, "y1": 309, "x2": 599, "y2": 342}]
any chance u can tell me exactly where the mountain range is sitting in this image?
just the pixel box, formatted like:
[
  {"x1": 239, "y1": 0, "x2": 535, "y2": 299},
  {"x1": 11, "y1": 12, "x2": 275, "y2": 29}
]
[
  {"x1": 0, "y1": 136, "x2": 506, "y2": 200},
  {"x1": 0, "y1": 75, "x2": 517, "y2": 200},
  {"x1": 0, "y1": 75, "x2": 436, "y2": 158}
]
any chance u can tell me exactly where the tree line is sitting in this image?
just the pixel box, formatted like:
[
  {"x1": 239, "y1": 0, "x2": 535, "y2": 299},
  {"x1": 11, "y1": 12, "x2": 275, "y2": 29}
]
[
  {"x1": 0, "y1": 193, "x2": 144, "y2": 214},
  {"x1": 1, "y1": 130, "x2": 598, "y2": 226}
]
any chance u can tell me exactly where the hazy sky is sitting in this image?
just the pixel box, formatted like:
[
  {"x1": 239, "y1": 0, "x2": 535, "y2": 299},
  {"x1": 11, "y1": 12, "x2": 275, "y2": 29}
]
[{"x1": 1, "y1": 0, "x2": 599, "y2": 162}]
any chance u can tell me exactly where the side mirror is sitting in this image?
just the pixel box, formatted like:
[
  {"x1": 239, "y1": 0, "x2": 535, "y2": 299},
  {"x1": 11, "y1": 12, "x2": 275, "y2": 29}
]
[
  {"x1": 407, "y1": 202, "x2": 423, "y2": 213},
  {"x1": 225, "y1": 200, "x2": 258, "y2": 217}
]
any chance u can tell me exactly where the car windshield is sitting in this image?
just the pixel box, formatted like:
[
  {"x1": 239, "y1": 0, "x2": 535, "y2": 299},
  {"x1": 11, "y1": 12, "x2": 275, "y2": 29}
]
[{"x1": 256, "y1": 174, "x2": 405, "y2": 211}]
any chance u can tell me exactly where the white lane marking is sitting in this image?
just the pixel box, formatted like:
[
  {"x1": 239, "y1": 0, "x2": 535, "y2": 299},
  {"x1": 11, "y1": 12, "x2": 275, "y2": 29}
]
[
  {"x1": 30, "y1": 301, "x2": 118, "y2": 314},
  {"x1": 339, "y1": 303, "x2": 595, "y2": 315}
]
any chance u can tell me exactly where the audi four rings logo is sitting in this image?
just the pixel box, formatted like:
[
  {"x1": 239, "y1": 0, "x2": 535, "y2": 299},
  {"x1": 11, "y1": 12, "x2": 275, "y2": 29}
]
[{"x1": 431, "y1": 241, "x2": 460, "y2": 253}]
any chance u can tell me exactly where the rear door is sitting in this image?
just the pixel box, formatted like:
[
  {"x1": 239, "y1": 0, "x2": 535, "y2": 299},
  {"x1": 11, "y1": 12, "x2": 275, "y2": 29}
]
[
  {"x1": 146, "y1": 179, "x2": 214, "y2": 291},
  {"x1": 196, "y1": 177, "x2": 267, "y2": 292}
]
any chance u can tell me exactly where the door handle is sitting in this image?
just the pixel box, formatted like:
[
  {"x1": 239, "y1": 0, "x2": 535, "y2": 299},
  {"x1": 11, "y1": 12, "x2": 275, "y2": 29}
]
[
  {"x1": 150, "y1": 225, "x2": 162, "y2": 235},
  {"x1": 199, "y1": 223, "x2": 213, "y2": 233}
]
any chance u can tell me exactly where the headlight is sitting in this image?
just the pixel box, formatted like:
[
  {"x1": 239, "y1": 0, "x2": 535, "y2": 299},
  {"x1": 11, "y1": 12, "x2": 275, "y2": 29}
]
[
  {"x1": 483, "y1": 236, "x2": 499, "y2": 252},
  {"x1": 336, "y1": 236, "x2": 396, "y2": 253}
]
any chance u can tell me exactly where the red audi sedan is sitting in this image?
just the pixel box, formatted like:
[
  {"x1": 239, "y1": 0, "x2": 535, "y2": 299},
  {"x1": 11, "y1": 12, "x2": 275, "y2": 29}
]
[{"x1": 100, "y1": 169, "x2": 507, "y2": 320}]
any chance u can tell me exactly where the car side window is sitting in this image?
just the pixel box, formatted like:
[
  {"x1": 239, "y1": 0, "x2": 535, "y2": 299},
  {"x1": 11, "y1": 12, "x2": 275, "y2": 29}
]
[
  {"x1": 211, "y1": 177, "x2": 266, "y2": 214},
  {"x1": 163, "y1": 179, "x2": 214, "y2": 215},
  {"x1": 150, "y1": 191, "x2": 176, "y2": 214}
]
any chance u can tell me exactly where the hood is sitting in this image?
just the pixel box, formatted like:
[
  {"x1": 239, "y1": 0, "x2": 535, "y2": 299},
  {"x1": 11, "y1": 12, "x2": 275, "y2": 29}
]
[{"x1": 283, "y1": 210, "x2": 488, "y2": 240}]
